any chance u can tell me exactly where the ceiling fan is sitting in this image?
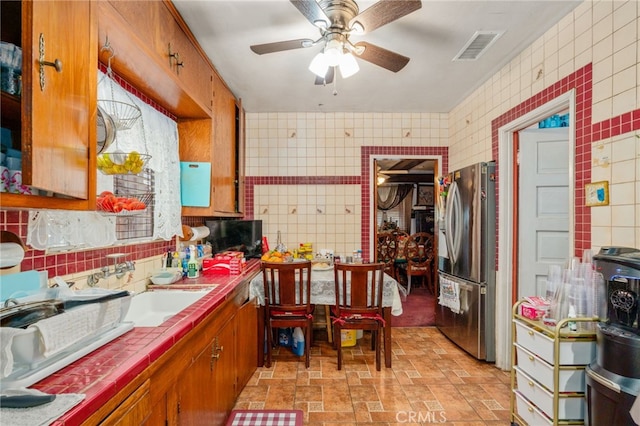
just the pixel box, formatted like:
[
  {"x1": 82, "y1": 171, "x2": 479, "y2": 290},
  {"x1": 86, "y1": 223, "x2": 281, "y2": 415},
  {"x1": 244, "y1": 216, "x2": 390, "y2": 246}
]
[{"x1": 250, "y1": 0, "x2": 422, "y2": 84}]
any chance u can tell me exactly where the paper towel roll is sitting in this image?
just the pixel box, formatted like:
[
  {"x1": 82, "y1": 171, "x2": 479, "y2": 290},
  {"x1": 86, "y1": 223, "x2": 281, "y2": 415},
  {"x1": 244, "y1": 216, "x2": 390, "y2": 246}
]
[
  {"x1": 0, "y1": 242, "x2": 25, "y2": 268},
  {"x1": 189, "y1": 226, "x2": 210, "y2": 241}
]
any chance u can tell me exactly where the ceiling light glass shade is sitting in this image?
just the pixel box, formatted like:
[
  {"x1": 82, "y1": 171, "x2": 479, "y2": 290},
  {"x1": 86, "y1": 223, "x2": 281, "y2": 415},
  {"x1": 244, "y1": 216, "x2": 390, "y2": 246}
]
[
  {"x1": 323, "y1": 39, "x2": 343, "y2": 66},
  {"x1": 339, "y1": 52, "x2": 359, "y2": 78},
  {"x1": 309, "y1": 52, "x2": 329, "y2": 78},
  {"x1": 377, "y1": 175, "x2": 387, "y2": 185}
]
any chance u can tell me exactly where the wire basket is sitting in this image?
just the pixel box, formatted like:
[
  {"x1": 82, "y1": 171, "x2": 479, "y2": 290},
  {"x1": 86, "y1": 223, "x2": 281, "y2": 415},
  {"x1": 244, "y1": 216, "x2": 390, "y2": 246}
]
[
  {"x1": 97, "y1": 100, "x2": 141, "y2": 130},
  {"x1": 96, "y1": 192, "x2": 154, "y2": 216},
  {"x1": 97, "y1": 152, "x2": 151, "y2": 175}
]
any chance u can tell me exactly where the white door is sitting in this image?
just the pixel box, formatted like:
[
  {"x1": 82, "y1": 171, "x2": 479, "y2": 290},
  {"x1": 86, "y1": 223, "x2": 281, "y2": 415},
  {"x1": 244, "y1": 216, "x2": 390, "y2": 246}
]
[{"x1": 518, "y1": 128, "x2": 571, "y2": 299}]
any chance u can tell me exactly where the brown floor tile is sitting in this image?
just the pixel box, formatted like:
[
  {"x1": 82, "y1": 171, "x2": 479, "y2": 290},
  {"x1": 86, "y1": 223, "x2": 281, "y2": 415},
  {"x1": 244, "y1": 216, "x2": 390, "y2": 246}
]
[{"x1": 234, "y1": 326, "x2": 512, "y2": 425}]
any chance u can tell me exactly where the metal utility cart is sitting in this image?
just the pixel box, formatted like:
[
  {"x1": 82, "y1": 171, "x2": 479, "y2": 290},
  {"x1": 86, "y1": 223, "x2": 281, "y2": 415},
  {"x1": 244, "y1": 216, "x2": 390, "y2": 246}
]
[{"x1": 510, "y1": 300, "x2": 597, "y2": 425}]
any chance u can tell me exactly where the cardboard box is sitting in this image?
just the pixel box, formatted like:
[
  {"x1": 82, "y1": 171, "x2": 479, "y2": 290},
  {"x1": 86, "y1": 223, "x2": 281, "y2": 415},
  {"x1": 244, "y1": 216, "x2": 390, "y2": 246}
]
[{"x1": 203, "y1": 252, "x2": 245, "y2": 275}]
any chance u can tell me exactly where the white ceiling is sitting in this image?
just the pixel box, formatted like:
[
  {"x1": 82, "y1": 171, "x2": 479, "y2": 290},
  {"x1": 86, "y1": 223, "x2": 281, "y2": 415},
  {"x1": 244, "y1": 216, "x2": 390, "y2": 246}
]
[{"x1": 172, "y1": 0, "x2": 581, "y2": 114}]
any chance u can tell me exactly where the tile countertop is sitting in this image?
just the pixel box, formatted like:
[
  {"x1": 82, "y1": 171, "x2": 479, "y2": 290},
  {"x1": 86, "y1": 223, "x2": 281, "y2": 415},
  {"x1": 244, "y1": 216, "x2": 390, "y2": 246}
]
[{"x1": 39, "y1": 259, "x2": 262, "y2": 426}]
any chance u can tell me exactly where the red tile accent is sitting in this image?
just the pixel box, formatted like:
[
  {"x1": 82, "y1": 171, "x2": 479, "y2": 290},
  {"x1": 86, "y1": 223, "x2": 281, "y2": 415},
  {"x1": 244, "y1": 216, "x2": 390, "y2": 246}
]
[
  {"x1": 491, "y1": 62, "x2": 640, "y2": 257},
  {"x1": 244, "y1": 147, "x2": 449, "y2": 261}
]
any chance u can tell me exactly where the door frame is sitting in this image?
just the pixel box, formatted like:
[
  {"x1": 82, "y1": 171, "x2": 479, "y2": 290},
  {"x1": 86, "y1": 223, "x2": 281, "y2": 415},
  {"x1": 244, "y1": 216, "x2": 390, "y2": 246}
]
[
  {"x1": 495, "y1": 89, "x2": 576, "y2": 370},
  {"x1": 369, "y1": 154, "x2": 442, "y2": 259}
]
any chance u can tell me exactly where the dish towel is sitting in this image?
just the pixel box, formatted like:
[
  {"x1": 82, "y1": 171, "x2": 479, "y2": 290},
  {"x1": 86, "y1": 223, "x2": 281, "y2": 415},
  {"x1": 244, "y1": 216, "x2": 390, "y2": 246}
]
[
  {"x1": 438, "y1": 275, "x2": 461, "y2": 314},
  {"x1": 28, "y1": 298, "x2": 124, "y2": 357},
  {"x1": 0, "y1": 388, "x2": 84, "y2": 426},
  {"x1": 0, "y1": 328, "x2": 28, "y2": 378}
]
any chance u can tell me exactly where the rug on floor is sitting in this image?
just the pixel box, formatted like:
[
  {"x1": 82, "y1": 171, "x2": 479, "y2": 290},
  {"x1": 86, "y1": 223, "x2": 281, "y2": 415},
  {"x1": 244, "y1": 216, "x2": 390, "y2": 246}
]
[
  {"x1": 226, "y1": 410, "x2": 303, "y2": 426},
  {"x1": 393, "y1": 286, "x2": 437, "y2": 327}
]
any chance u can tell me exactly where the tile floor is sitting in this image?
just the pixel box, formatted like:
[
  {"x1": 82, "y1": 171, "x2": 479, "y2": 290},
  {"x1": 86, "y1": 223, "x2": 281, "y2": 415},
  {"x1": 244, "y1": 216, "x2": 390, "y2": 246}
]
[{"x1": 234, "y1": 327, "x2": 512, "y2": 425}]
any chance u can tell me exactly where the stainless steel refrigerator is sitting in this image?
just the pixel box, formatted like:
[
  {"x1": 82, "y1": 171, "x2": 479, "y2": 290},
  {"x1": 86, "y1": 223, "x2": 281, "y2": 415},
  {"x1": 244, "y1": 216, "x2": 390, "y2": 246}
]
[{"x1": 436, "y1": 161, "x2": 496, "y2": 361}]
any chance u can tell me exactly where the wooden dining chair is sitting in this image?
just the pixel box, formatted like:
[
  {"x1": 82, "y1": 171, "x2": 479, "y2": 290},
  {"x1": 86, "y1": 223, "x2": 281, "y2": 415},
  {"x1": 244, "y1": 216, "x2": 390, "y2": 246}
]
[
  {"x1": 261, "y1": 260, "x2": 313, "y2": 368},
  {"x1": 332, "y1": 262, "x2": 386, "y2": 371},
  {"x1": 376, "y1": 231, "x2": 398, "y2": 278},
  {"x1": 399, "y1": 232, "x2": 435, "y2": 295}
]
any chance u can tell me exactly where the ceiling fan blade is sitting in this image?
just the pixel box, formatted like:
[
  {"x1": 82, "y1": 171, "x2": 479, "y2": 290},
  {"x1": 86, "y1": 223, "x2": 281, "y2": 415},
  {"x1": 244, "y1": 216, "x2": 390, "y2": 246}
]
[
  {"x1": 315, "y1": 67, "x2": 335, "y2": 85},
  {"x1": 350, "y1": 0, "x2": 422, "y2": 34},
  {"x1": 290, "y1": 0, "x2": 330, "y2": 28},
  {"x1": 250, "y1": 39, "x2": 315, "y2": 55},
  {"x1": 354, "y1": 42, "x2": 410, "y2": 72}
]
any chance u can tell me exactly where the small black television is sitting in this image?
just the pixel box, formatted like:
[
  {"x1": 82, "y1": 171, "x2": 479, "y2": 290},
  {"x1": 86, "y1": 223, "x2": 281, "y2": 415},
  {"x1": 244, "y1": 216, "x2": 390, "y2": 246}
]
[{"x1": 205, "y1": 219, "x2": 263, "y2": 259}]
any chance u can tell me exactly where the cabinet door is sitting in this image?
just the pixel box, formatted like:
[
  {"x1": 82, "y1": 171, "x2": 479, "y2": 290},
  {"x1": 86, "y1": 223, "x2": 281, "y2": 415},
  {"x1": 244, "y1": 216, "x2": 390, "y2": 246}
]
[
  {"x1": 99, "y1": 379, "x2": 151, "y2": 426},
  {"x1": 177, "y1": 318, "x2": 235, "y2": 426},
  {"x1": 164, "y1": 12, "x2": 213, "y2": 111},
  {"x1": 235, "y1": 297, "x2": 258, "y2": 394},
  {"x1": 2, "y1": 0, "x2": 97, "y2": 209},
  {"x1": 212, "y1": 317, "x2": 237, "y2": 424},
  {"x1": 211, "y1": 73, "x2": 238, "y2": 214}
]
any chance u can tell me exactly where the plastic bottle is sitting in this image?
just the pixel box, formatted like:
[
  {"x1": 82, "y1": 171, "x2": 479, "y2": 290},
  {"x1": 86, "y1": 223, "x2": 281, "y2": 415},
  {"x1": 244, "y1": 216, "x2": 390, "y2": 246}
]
[
  {"x1": 292, "y1": 327, "x2": 304, "y2": 356},
  {"x1": 187, "y1": 245, "x2": 199, "y2": 278}
]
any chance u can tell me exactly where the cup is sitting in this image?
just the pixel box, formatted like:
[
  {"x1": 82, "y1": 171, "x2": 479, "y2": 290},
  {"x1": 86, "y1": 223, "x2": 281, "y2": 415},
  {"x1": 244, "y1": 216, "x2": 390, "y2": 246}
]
[
  {"x1": 0, "y1": 166, "x2": 9, "y2": 192},
  {"x1": 345, "y1": 256, "x2": 353, "y2": 263}
]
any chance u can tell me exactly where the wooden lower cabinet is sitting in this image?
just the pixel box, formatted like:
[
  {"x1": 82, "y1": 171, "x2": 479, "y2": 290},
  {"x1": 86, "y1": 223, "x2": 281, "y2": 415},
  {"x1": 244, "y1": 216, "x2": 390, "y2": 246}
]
[
  {"x1": 86, "y1": 283, "x2": 258, "y2": 426},
  {"x1": 99, "y1": 380, "x2": 151, "y2": 426},
  {"x1": 176, "y1": 316, "x2": 235, "y2": 425},
  {"x1": 235, "y1": 297, "x2": 259, "y2": 393}
]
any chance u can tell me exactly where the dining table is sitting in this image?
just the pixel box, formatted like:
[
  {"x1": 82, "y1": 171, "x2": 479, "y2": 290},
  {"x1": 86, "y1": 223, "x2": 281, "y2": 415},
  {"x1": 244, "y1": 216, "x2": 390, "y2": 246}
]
[{"x1": 249, "y1": 266, "x2": 405, "y2": 368}]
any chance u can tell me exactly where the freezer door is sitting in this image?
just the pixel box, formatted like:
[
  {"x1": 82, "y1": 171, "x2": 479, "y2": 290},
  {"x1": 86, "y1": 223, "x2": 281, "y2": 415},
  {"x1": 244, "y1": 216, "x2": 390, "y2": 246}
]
[{"x1": 436, "y1": 272, "x2": 495, "y2": 361}]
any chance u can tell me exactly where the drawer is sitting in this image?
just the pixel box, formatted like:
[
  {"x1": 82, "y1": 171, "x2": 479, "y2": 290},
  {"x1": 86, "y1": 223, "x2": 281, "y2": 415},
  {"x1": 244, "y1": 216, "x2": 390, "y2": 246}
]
[
  {"x1": 514, "y1": 366, "x2": 585, "y2": 420},
  {"x1": 513, "y1": 319, "x2": 595, "y2": 365},
  {"x1": 514, "y1": 343, "x2": 586, "y2": 392},
  {"x1": 513, "y1": 390, "x2": 552, "y2": 426}
]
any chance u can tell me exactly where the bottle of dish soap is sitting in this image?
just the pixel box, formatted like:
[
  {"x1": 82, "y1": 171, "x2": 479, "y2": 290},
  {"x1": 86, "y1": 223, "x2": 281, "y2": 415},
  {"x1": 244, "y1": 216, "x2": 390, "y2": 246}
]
[{"x1": 187, "y1": 245, "x2": 199, "y2": 278}]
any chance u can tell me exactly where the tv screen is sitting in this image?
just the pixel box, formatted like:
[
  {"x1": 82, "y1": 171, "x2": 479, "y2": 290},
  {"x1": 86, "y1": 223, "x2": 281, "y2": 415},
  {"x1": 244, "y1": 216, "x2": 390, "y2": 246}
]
[{"x1": 205, "y1": 219, "x2": 263, "y2": 259}]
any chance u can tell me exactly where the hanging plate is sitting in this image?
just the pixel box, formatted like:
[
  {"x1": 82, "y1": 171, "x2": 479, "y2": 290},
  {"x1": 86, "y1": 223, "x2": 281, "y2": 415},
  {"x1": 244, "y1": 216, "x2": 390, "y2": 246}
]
[{"x1": 97, "y1": 105, "x2": 116, "y2": 154}]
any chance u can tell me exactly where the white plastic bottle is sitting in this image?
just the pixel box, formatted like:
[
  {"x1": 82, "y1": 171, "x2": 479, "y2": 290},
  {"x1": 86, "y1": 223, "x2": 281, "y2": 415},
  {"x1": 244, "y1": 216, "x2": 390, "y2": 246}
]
[
  {"x1": 292, "y1": 327, "x2": 304, "y2": 356},
  {"x1": 187, "y1": 245, "x2": 199, "y2": 278}
]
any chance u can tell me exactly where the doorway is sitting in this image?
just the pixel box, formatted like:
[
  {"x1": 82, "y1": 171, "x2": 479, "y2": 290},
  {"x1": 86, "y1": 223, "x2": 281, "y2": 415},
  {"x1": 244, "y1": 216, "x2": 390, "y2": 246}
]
[{"x1": 496, "y1": 90, "x2": 576, "y2": 370}]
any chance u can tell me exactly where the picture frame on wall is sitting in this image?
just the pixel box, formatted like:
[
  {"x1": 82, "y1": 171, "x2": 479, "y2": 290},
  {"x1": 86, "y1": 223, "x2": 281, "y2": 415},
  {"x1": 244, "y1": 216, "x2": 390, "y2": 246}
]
[
  {"x1": 416, "y1": 184, "x2": 434, "y2": 206},
  {"x1": 585, "y1": 181, "x2": 609, "y2": 207}
]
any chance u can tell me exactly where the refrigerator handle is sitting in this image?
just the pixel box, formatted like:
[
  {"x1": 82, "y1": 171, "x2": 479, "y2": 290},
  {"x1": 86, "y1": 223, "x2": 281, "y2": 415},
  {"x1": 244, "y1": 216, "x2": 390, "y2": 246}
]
[
  {"x1": 445, "y1": 181, "x2": 461, "y2": 265},
  {"x1": 451, "y1": 182, "x2": 463, "y2": 264}
]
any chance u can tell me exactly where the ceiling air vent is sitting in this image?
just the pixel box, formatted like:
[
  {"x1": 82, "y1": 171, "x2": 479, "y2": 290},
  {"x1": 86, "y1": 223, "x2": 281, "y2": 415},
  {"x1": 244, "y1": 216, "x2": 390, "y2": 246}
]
[{"x1": 453, "y1": 30, "x2": 504, "y2": 61}]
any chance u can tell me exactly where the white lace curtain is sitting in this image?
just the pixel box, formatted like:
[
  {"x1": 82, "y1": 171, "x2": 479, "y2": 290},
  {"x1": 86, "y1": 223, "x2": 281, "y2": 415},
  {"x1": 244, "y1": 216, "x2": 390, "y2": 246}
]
[{"x1": 27, "y1": 70, "x2": 182, "y2": 250}]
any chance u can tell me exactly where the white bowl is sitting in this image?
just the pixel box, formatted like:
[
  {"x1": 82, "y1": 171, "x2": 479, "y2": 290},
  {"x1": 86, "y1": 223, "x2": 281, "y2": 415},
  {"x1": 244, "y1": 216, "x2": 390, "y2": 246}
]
[{"x1": 150, "y1": 270, "x2": 182, "y2": 285}]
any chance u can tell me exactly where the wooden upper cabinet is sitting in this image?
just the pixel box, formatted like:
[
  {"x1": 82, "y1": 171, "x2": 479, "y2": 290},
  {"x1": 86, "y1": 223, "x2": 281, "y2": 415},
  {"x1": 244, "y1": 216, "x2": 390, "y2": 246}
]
[
  {"x1": 162, "y1": 3, "x2": 213, "y2": 112},
  {"x1": 1, "y1": 0, "x2": 97, "y2": 210},
  {"x1": 212, "y1": 73, "x2": 238, "y2": 215},
  {"x1": 100, "y1": 0, "x2": 211, "y2": 118}
]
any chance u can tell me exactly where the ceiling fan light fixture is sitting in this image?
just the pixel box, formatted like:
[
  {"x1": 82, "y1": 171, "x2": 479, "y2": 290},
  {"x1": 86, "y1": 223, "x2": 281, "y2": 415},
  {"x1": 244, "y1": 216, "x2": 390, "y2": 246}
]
[
  {"x1": 339, "y1": 52, "x2": 359, "y2": 78},
  {"x1": 323, "y1": 39, "x2": 343, "y2": 66},
  {"x1": 309, "y1": 52, "x2": 329, "y2": 78}
]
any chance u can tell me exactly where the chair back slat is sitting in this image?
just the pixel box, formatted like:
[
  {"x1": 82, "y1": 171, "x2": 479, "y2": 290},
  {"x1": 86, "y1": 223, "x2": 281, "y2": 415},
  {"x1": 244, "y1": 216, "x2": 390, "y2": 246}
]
[
  {"x1": 334, "y1": 262, "x2": 385, "y2": 316},
  {"x1": 261, "y1": 260, "x2": 312, "y2": 314}
]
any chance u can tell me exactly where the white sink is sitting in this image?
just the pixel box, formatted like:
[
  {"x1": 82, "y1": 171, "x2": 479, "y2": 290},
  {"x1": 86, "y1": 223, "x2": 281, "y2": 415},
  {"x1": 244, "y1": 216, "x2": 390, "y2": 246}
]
[{"x1": 123, "y1": 289, "x2": 213, "y2": 327}]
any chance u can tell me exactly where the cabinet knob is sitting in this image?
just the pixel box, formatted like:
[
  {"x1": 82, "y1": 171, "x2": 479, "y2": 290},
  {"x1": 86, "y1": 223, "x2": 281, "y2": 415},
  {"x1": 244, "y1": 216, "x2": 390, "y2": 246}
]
[
  {"x1": 528, "y1": 407, "x2": 533, "y2": 412},
  {"x1": 38, "y1": 33, "x2": 63, "y2": 91},
  {"x1": 528, "y1": 356, "x2": 534, "y2": 361},
  {"x1": 528, "y1": 330, "x2": 534, "y2": 336},
  {"x1": 528, "y1": 381, "x2": 534, "y2": 387}
]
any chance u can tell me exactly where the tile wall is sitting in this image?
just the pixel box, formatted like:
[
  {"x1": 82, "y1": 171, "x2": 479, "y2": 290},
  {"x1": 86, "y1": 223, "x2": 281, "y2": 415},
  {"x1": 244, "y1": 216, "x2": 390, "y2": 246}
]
[
  {"x1": 244, "y1": 113, "x2": 449, "y2": 258},
  {"x1": 446, "y1": 0, "x2": 639, "y2": 252}
]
